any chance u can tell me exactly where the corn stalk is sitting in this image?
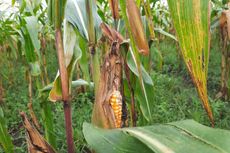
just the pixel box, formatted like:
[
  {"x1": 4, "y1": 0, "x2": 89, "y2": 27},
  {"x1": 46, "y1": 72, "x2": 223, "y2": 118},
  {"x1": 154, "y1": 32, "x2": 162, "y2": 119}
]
[
  {"x1": 86, "y1": 0, "x2": 101, "y2": 96},
  {"x1": 218, "y1": 10, "x2": 230, "y2": 100},
  {"x1": 54, "y1": 0, "x2": 75, "y2": 152}
]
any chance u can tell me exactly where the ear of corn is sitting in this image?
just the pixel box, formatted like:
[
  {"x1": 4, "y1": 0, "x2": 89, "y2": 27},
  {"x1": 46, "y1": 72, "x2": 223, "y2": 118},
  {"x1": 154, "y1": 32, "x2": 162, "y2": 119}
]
[{"x1": 109, "y1": 90, "x2": 122, "y2": 128}]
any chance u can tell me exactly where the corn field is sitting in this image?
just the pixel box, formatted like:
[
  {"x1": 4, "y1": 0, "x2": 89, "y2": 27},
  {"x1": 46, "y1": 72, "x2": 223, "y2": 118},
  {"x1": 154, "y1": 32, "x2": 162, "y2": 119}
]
[{"x1": 0, "y1": 0, "x2": 230, "y2": 153}]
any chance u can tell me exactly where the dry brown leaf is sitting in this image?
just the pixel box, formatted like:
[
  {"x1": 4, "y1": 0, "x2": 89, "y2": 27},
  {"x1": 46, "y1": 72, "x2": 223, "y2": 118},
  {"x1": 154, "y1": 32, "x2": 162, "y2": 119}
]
[
  {"x1": 220, "y1": 10, "x2": 230, "y2": 40},
  {"x1": 100, "y1": 23, "x2": 123, "y2": 43},
  {"x1": 20, "y1": 112, "x2": 56, "y2": 153},
  {"x1": 108, "y1": 0, "x2": 119, "y2": 20},
  {"x1": 219, "y1": 10, "x2": 230, "y2": 100},
  {"x1": 126, "y1": 0, "x2": 149, "y2": 55}
]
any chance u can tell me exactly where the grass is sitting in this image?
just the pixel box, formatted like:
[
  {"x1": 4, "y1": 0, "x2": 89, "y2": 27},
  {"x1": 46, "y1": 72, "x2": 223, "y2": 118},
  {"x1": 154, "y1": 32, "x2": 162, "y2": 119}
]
[
  {"x1": 152, "y1": 30, "x2": 230, "y2": 128},
  {"x1": 0, "y1": 46, "x2": 93, "y2": 152},
  {"x1": 0, "y1": 31, "x2": 230, "y2": 152}
]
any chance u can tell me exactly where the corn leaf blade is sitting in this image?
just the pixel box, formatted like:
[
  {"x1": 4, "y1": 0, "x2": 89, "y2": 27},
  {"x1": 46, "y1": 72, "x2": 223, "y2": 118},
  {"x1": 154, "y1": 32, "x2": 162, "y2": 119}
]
[
  {"x1": 83, "y1": 120, "x2": 230, "y2": 153},
  {"x1": 65, "y1": 0, "x2": 102, "y2": 41},
  {"x1": 0, "y1": 108, "x2": 14, "y2": 153},
  {"x1": 167, "y1": 0, "x2": 214, "y2": 125}
]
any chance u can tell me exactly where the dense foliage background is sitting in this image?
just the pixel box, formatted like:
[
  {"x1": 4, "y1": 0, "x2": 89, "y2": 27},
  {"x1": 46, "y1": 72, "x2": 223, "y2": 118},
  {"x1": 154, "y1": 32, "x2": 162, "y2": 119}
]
[{"x1": 0, "y1": 0, "x2": 230, "y2": 152}]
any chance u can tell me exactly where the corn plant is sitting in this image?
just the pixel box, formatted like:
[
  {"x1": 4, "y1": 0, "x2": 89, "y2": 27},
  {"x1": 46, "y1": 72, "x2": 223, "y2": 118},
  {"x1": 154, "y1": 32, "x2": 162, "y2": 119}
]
[
  {"x1": 0, "y1": 1, "x2": 56, "y2": 152},
  {"x1": 16, "y1": 1, "x2": 57, "y2": 148},
  {"x1": 1, "y1": 0, "x2": 227, "y2": 152},
  {"x1": 47, "y1": 0, "x2": 76, "y2": 152},
  {"x1": 63, "y1": 0, "x2": 178, "y2": 129},
  {"x1": 217, "y1": 10, "x2": 230, "y2": 100}
]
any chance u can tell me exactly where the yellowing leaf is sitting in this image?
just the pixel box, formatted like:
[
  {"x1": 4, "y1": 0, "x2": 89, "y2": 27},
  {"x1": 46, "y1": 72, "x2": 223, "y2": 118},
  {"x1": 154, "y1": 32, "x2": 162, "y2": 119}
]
[{"x1": 168, "y1": 0, "x2": 214, "y2": 126}]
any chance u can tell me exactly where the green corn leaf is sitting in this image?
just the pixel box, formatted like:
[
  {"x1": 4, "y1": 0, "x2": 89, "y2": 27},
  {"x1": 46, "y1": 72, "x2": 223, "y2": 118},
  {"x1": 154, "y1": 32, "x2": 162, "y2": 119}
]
[
  {"x1": 167, "y1": 0, "x2": 214, "y2": 125},
  {"x1": 21, "y1": 29, "x2": 41, "y2": 76},
  {"x1": 56, "y1": 0, "x2": 67, "y2": 28},
  {"x1": 127, "y1": 51, "x2": 153, "y2": 86},
  {"x1": 83, "y1": 120, "x2": 230, "y2": 153},
  {"x1": 40, "y1": 79, "x2": 94, "y2": 93},
  {"x1": 63, "y1": 20, "x2": 77, "y2": 67},
  {"x1": 0, "y1": 108, "x2": 14, "y2": 153},
  {"x1": 135, "y1": 82, "x2": 155, "y2": 124},
  {"x1": 22, "y1": 31, "x2": 36, "y2": 63},
  {"x1": 47, "y1": 0, "x2": 55, "y2": 23},
  {"x1": 12, "y1": 0, "x2": 15, "y2": 6},
  {"x1": 40, "y1": 101, "x2": 57, "y2": 149},
  {"x1": 65, "y1": 0, "x2": 102, "y2": 41},
  {"x1": 154, "y1": 28, "x2": 177, "y2": 41},
  {"x1": 19, "y1": 16, "x2": 41, "y2": 76},
  {"x1": 77, "y1": 31, "x2": 91, "y2": 82},
  {"x1": 24, "y1": 16, "x2": 41, "y2": 59},
  {"x1": 47, "y1": 0, "x2": 66, "y2": 27}
]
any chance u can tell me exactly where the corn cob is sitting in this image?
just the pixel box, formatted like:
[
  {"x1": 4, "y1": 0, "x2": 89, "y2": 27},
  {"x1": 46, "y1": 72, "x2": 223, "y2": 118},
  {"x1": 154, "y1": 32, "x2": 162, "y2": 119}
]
[{"x1": 109, "y1": 90, "x2": 122, "y2": 128}]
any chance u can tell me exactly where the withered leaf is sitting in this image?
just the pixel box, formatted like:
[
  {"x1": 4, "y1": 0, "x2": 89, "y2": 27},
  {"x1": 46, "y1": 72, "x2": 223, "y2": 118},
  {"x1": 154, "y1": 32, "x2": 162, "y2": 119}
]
[
  {"x1": 220, "y1": 10, "x2": 230, "y2": 40},
  {"x1": 126, "y1": 0, "x2": 149, "y2": 55},
  {"x1": 108, "y1": 0, "x2": 119, "y2": 20},
  {"x1": 20, "y1": 112, "x2": 56, "y2": 153},
  {"x1": 168, "y1": 0, "x2": 214, "y2": 126},
  {"x1": 100, "y1": 23, "x2": 123, "y2": 43}
]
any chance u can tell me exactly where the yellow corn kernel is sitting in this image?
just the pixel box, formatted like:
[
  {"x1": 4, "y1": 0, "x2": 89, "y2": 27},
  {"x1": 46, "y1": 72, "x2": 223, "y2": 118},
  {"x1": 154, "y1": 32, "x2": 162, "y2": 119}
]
[{"x1": 109, "y1": 90, "x2": 122, "y2": 128}]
